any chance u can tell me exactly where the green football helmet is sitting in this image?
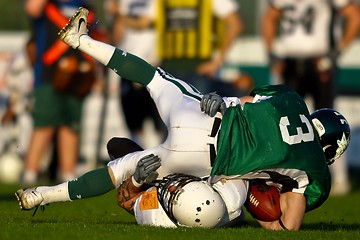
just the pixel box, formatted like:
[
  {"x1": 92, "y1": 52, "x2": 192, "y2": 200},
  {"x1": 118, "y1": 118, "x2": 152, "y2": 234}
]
[{"x1": 310, "y1": 108, "x2": 351, "y2": 165}]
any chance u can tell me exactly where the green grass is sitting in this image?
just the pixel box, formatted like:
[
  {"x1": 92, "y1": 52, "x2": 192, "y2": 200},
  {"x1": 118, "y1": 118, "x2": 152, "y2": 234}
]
[{"x1": 1, "y1": 183, "x2": 360, "y2": 240}]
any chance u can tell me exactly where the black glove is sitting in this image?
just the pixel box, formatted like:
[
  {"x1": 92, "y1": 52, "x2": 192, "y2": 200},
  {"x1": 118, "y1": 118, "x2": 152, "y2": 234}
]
[
  {"x1": 133, "y1": 154, "x2": 161, "y2": 186},
  {"x1": 200, "y1": 92, "x2": 226, "y2": 117}
]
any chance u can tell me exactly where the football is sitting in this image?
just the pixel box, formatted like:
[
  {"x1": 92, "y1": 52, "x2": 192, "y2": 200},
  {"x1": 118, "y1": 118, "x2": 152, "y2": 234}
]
[{"x1": 245, "y1": 181, "x2": 281, "y2": 222}]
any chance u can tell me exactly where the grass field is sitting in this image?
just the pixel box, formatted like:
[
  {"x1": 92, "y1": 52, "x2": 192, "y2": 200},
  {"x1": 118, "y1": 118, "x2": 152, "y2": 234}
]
[{"x1": 1, "y1": 182, "x2": 360, "y2": 240}]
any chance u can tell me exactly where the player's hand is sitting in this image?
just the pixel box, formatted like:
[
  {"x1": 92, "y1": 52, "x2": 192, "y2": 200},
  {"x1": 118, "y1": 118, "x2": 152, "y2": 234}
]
[
  {"x1": 200, "y1": 92, "x2": 226, "y2": 117},
  {"x1": 316, "y1": 50, "x2": 340, "y2": 73},
  {"x1": 132, "y1": 154, "x2": 161, "y2": 186}
]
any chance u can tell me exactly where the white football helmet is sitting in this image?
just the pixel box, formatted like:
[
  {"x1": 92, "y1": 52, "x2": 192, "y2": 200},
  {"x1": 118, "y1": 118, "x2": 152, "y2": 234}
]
[{"x1": 158, "y1": 174, "x2": 226, "y2": 228}]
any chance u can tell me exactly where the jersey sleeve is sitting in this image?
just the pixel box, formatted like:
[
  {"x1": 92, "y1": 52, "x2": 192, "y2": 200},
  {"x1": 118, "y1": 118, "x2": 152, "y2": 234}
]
[
  {"x1": 213, "y1": 0, "x2": 238, "y2": 18},
  {"x1": 304, "y1": 167, "x2": 332, "y2": 212},
  {"x1": 212, "y1": 179, "x2": 248, "y2": 223},
  {"x1": 223, "y1": 97, "x2": 241, "y2": 108},
  {"x1": 107, "y1": 149, "x2": 157, "y2": 187},
  {"x1": 250, "y1": 84, "x2": 297, "y2": 97},
  {"x1": 332, "y1": 0, "x2": 352, "y2": 9}
]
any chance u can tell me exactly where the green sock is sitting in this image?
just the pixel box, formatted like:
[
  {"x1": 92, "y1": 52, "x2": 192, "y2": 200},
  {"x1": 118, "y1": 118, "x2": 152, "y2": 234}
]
[
  {"x1": 107, "y1": 48, "x2": 156, "y2": 86},
  {"x1": 68, "y1": 167, "x2": 114, "y2": 200}
]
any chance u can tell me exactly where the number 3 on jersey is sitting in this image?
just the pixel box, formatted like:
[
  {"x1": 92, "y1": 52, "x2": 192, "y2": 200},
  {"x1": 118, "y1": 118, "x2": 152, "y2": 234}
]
[{"x1": 279, "y1": 114, "x2": 314, "y2": 145}]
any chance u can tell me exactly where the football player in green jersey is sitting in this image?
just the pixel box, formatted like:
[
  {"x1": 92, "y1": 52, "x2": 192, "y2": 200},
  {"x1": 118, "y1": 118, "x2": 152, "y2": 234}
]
[{"x1": 204, "y1": 87, "x2": 350, "y2": 230}]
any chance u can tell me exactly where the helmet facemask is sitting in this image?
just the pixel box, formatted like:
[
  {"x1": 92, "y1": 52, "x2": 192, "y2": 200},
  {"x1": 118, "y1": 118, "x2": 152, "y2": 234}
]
[{"x1": 157, "y1": 174, "x2": 202, "y2": 224}]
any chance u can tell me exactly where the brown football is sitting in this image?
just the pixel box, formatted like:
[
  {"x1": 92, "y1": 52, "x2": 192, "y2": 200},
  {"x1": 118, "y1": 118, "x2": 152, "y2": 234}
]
[{"x1": 246, "y1": 181, "x2": 281, "y2": 222}]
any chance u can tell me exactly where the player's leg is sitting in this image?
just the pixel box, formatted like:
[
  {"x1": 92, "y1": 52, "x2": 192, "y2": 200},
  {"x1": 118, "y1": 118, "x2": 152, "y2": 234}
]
[
  {"x1": 107, "y1": 137, "x2": 143, "y2": 160},
  {"x1": 312, "y1": 62, "x2": 335, "y2": 109},
  {"x1": 59, "y1": 7, "x2": 156, "y2": 87},
  {"x1": 15, "y1": 167, "x2": 115, "y2": 210},
  {"x1": 22, "y1": 85, "x2": 58, "y2": 184},
  {"x1": 23, "y1": 128, "x2": 55, "y2": 184},
  {"x1": 57, "y1": 126, "x2": 78, "y2": 181},
  {"x1": 59, "y1": 7, "x2": 204, "y2": 127},
  {"x1": 282, "y1": 58, "x2": 305, "y2": 98},
  {"x1": 145, "y1": 68, "x2": 203, "y2": 125},
  {"x1": 16, "y1": 137, "x2": 146, "y2": 210},
  {"x1": 56, "y1": 93, "x2": 83, "y2": 182}
]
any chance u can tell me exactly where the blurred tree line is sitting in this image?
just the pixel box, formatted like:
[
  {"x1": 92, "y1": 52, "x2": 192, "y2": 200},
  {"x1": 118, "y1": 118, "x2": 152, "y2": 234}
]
[{"x1": 0, "y1": 1, "x2": 29, "y2": 30}]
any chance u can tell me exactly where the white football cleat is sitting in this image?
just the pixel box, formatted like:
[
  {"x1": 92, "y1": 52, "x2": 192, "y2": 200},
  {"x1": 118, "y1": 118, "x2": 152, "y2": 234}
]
[
  {"x1": 15, "y1": 188, "x2": 44, "y2": 210},
  {"x1": 58, "y1": 7, "x2": 89, "y2": 49}
]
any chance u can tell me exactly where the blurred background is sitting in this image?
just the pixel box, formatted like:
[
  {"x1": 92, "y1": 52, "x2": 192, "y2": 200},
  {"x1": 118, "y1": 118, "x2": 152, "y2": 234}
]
[{"x1": 0, "y1": 0, "x2": 359, "y2": 196}]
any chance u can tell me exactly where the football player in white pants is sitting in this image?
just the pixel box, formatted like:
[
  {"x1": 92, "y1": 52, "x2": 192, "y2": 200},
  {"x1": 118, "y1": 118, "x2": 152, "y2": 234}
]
[
  {"x1": 17, "y1": 145, "x2": 249, "y2": 228},
  {"x1": 15, "y1": 7, "x2": 248, "y2": 228},
  {"x1": 58, "y1": 10, "x2": 241, "y2": 185},
  {"x1": 16, "y1": 6, "x2": 231, "y2": 208}
]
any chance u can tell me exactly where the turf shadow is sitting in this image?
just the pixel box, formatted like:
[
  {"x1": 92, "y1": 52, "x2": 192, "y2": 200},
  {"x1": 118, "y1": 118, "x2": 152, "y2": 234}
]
[
  {"x1": 301, "y1": 222, "x2": 360, "y2": 231},
  {"x1": 0, "y1": 193, "x2": 17, "y2": 201}
]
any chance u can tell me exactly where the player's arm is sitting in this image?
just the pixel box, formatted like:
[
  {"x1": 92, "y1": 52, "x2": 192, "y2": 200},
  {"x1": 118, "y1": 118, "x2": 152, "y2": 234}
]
[
  {"x1": 257, "y1": 192, "x2": 306, "y2": 231},
  {"x1": 239, "y1": 96, "x2": 254, "y2": 105},
  {"x1": 197, "y1": 10, "x2": 242, "y2": 77},
  {"x1": 117, "y1": 177, "x2": 144, "y2": 214},
  {"x1": 110, "y1": 11, "x2": 125, "y2": 45},
  {"x1": 338, "y1": 2, "x2": 360, "y2": 51},
  {"x1": 261, "y1": 4, "x2": 281, "y2": 54},
  {"x1": 212, "y1": 11, "x2": 243, "y2": 71},
  {"x1": 117, "y1": 154, "x2": 161, "y2": 214},
  {"x1": 261, "y1": 3, "x2": 284, "y2": 77},
  {"x1": 200, "y1": 93, "x2": 254, "y2": 117}
]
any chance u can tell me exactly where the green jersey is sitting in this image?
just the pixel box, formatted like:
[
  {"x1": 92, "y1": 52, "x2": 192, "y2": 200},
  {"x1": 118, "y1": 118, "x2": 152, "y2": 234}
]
[{"x1": 211, "y1": 85, "x2": 331, "y2": 212}]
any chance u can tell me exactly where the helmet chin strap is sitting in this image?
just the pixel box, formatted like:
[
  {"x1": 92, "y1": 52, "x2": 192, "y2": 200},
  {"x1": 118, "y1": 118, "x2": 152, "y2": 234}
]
[
  {"x1": 327, "y1": 158, "x2": 335, "y2": 166},
  {"x1": 322, "y1": 145, "x2": 334, "y2": 165}
]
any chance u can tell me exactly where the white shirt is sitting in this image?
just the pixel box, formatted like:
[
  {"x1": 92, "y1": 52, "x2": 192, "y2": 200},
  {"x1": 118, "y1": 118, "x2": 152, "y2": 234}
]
[
  {"x1": 271, "y1": 0, "x2": 351, "y2": 57},
  {"x1": 117, "y1": 0, "x2": 158, "y2": 64},
  {"x1": 213, "y1": 0, "x2": 239, "y2": 18}
]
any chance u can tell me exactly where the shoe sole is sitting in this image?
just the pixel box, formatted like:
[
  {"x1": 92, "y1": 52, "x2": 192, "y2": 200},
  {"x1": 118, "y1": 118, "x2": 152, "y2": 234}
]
[
  {"x1": 15, "y1": 189, "x2": 26, "y2": 210},
  {"x1": 58, "y1": 7, "x2": 88, "y2": 49}
]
